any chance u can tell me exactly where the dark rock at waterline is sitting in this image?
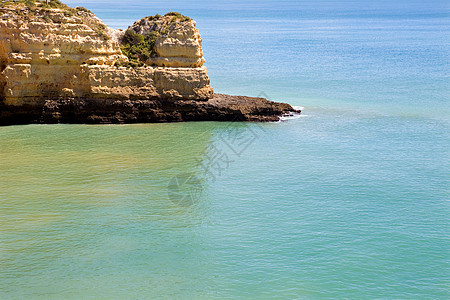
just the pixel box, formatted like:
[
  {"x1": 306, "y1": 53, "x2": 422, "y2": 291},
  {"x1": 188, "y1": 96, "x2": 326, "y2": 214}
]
[{"x1": 0, "y1": 94, "x2": 300, "y2": 125}]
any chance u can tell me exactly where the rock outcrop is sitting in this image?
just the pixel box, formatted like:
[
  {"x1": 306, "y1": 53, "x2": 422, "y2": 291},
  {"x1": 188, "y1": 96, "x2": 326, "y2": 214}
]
[
  {"x1": 128, "y1": 13, "x2": 205, "y2": 68},
  {"x1": 0, "y1": 94, "x2": 296, "y2": 125},
  {"x1": 0, "y1": 0, "x2": 299, "y2": 125}
]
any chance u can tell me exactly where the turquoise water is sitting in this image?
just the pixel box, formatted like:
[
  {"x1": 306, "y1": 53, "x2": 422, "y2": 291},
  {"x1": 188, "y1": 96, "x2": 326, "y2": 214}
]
[{"x1": 1, "y1": 0, "x2": 449, "y2": 298}]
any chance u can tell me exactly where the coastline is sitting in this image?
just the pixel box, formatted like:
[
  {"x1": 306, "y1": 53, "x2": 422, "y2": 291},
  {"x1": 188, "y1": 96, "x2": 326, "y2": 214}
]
[
  {"x1": 0, "y1": 2, "x2": 299, "y2": 125},
  {"x1": 0, "y1": 93, "x2": 300, "y2": 125},
  {"x1": 0, "y1": 0, "x2": 448, "y2": 298}
]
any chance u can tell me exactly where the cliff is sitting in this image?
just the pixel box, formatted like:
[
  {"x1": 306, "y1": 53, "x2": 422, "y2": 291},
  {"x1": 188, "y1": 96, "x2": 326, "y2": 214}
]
[{"x1": 0, "y1": 0, "x2": 298, "y2": 125}]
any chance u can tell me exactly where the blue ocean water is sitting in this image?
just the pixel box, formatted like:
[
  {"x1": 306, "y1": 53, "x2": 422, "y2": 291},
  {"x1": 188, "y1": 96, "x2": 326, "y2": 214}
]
[{"x1": 1, "y1": 0, "x2": 449, "y2": 298}]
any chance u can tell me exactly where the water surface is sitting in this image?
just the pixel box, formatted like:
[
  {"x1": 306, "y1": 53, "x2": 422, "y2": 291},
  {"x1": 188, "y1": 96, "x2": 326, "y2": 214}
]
[{"x1": 1, "y1": 0, "x2": 449, "y2": 298}]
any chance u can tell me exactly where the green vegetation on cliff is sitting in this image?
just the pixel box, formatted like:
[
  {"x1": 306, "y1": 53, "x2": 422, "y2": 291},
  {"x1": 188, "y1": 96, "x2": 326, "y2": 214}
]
[
  {"x1": 165, "y1": 11, "x2": 191, "y2": 22},
  {"x1": 117, "y1": 29, "x2": 160, "y2": 68},
  {"x1": 116, "y1": 12, "x2": 192, "y2": 68},
  {"x1": 1, "y1": 0, "x2": 94, "y2": 16},
  {"x1": 1, "y1": 0, "x2": 67, "y2": 9}
]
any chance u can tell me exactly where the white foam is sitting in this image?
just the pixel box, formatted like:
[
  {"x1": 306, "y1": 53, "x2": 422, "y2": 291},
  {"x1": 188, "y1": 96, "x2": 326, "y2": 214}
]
[
  {"x1": 269, "y1": 105, "x2": 307, "y2": 123},
  {"x1": 279, "y1": 112, "x2": 304, "y2": 121}
]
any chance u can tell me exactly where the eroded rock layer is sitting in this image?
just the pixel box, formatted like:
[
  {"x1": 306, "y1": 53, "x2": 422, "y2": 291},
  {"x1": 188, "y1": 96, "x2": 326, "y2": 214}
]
[
  {"x1": 129, "y1": 13, "x2": 205, "y2": 67},
  {"x1": 0, "y1": 1, "x2": 298, "y2": 124},
  {"x1": 0, "y1": 2, "x2": 213, "y2": 107}
]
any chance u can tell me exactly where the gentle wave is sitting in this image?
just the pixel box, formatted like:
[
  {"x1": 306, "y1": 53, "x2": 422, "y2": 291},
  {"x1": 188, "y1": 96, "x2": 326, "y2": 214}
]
[
  {"x1": 278, "y1": 106, "x2": 306, "y2": 121},
  {"x1": 279, "y1": 114, "x2": 305, "y2": 121}
]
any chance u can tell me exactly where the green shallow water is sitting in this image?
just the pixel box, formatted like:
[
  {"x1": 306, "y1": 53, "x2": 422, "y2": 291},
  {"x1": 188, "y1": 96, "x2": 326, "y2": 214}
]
[
  {"x1": 0, "y1": 111, "x2": 448, "y2": 298},
  {"x1": 1, "y1": 0, "x2": 450, "y2": 298}
]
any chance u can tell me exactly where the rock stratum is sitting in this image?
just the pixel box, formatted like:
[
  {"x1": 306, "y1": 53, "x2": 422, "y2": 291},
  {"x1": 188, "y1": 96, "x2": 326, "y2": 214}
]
[{"x1": 0, "y1": 0, "x2": 299, "y2": 125}]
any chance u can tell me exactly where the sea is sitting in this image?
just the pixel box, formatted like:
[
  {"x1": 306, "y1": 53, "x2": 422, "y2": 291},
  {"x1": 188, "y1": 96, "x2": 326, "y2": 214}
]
[{"x1": 0, "y1": 0, "x2": 449, "y2": 298}]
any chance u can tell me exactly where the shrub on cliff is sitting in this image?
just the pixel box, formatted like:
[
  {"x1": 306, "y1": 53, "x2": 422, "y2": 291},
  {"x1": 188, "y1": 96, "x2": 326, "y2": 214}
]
[
  {"x1": 41, "y1": 0, "x2": 65, "y2": 8},
  {"x1": 75, "y1": 6, "x2": 92, "y2": 14},
  {"x1": 2, "y1": 0, "x2": 72, "y2": 12},
  {"x1": 118, "y1": 29, "x2": 160, "y2": 67},
  {"x1": 146, "y1": 14, "x2": 161, "y2": 20},
  {"x1": 1, "y1": 0, "x2": 35, "y2": 8},
  {"x1": 121, "y1": 29, "x2": 144, "y2": 46},
  {"x1": 164, "y1": 12, "x2": 191, "y2": 22}
]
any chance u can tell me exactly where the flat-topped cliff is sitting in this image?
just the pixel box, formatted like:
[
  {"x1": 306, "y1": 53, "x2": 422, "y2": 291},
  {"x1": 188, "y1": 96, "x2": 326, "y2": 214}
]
[{"x1": 0, "y1": 0, "x2": 299, "y2": 124}]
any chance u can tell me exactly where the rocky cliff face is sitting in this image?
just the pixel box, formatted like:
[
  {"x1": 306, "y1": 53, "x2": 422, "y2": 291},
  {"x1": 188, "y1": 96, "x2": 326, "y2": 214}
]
[
  {"x1": 129, "y1": 13, "x2": 205, "y2": 68},
  {"x1": 0, "y1": 1, "x2": 213, "y2": 107},
  {"x1": 0, "y1": 1, "x2": 297, "y2": 125}
]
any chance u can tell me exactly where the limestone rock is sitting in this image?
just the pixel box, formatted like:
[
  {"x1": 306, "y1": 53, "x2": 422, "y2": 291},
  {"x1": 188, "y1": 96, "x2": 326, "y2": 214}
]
[
  {"x1": 0, "y1": 1, "x2": 298, "y2": 125},
  {"x1": 0, "y1": 3, "x2": 213, "y2": 107},
  {"x1": 128, "y1": 14, "x2": 205, "y2": 67}
]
